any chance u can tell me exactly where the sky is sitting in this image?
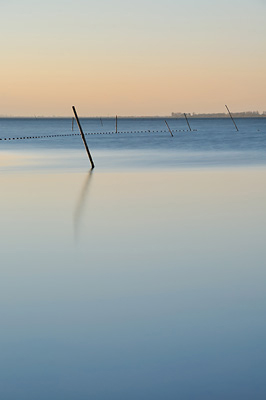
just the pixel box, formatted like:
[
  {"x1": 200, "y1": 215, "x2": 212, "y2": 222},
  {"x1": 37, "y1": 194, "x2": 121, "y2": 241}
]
[{"x1": 1, "y1": 0, "x2": 266, "y2": 116}]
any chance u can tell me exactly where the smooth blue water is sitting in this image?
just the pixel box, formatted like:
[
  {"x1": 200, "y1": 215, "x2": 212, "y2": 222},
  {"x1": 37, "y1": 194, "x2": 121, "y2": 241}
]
[
  {"x1": 1, "y1": 118, "x2": 266, "y2": 399},
  {"x1": 1, "y1": 117, "x2": 266, "y2": 170}
]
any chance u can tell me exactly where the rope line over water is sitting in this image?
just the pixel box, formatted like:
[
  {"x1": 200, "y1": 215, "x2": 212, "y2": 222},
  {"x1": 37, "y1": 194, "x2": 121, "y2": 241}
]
[{"x1": 0, "y1": 129, "x2": 197, "y2": 142}]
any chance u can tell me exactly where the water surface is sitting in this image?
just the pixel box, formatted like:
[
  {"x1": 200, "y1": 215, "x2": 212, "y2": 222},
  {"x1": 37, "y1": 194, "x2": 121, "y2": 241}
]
[
  {"x1": 0, "y1": 167, "x2": 265, "y2": 399},
  {"x1": 0, "y1": 118, "x2": 266, "y2": 399},
  {"x1": 0, "y1": 117, "x2": 266, "y2": 170}
]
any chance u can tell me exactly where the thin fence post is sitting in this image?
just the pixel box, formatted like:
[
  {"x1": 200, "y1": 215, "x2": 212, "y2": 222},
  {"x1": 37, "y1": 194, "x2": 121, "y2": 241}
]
[
  {"x1": 116, "y1": 115, "x2": 118, "y2": 133},
  {"x1": 165, "y1": 120, "x2": 173, "y2": 137},
  {"x1": 225, "y1": 105, "x2": 239, "y2": 131},
  {"x1": 184, "y1": 113, "x2": 192, "y2": 131},
  {"x1": 72, "y1": 106, "x2": 95, "y2": 169}
]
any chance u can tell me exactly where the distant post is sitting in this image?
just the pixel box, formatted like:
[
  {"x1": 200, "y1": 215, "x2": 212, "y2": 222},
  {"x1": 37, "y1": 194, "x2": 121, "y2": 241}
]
[
  {"x1": 184, "y1": 113, "x2": 192, "y2": 131},
  {"x1": 116, "y1": 115, "x2": 118, "y2": 133},
  {"x1": 165, "y1": 120, "x2": 173, "y2": 137},
  {"x1": 225, "y1": 105, "x2": 239, "y2": 131},
  {"x1": 72, "y1": 106, "x2": 95, "y2": 169}
]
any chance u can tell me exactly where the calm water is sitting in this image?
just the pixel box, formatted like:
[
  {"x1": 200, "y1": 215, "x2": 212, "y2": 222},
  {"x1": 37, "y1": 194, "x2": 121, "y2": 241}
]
[
  {"x1": 0, "y1": 117, "x2": 266, "y2": 170},
  {"x1": 0, "y1": 118, "x2": 266, "y2": 399}
]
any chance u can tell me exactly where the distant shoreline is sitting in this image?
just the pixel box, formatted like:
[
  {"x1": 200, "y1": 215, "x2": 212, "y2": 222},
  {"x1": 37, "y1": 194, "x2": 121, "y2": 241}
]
[{"x1": 0, "y1": 115, "x2": 266, "y2": 119}]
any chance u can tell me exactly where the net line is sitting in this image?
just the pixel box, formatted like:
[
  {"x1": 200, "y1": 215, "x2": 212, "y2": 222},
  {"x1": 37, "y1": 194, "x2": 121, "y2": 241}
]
[{"x1": 0, "y1": 128, "x2": 196, "y2": 141}]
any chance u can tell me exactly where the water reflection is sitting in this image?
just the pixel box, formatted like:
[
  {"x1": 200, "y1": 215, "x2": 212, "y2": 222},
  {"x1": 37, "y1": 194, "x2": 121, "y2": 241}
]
[
  {"x1": 0, "y1": 168, "x2": 266, "y2": 399},
  {"x1": 73, "y1": 169, "x2": 94, "y2": 241}
]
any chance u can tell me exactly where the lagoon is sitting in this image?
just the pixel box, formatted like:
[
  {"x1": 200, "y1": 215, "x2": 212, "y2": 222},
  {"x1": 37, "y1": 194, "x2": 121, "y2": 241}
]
[{"x1": 0, "y1": 118, "x2": 266, "y2": 399}]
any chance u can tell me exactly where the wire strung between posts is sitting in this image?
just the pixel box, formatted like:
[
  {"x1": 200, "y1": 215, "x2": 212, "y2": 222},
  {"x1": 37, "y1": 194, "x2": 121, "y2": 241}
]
[
  {"x1": 0, "y1": 128, "x2": 197, "y2": 142},
  {"x1": 0, "y1": 133, "x2": 80, "y2": 141}
]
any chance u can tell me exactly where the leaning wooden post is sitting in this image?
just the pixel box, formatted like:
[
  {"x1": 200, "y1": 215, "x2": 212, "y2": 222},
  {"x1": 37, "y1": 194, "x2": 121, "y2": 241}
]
[
  {"x1": 184, "y1": 113, "x2": 192, "y2": 131},
  {"x1": 165, "y1": 120, "x2": 173, "y2": 137},
  {"x1": 72, "y1": 106, "x2": 95, "y2": 169},
  {"x1": 115, "y1": 115, "x2": 118, "y2": 133},
  {"x1": 225, "y1": 105, "x2": 239, "y2": 131}
]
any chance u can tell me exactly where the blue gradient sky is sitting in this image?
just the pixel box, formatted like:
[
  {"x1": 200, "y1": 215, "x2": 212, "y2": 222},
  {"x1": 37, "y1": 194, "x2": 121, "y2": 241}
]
[{"x1": 1, "y1": 0, "x2": 266, "y2": 116}]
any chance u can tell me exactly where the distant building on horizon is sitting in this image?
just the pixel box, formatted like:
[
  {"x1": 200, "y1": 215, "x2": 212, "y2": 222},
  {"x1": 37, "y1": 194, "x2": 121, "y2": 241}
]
[{"x1": 171, "y1": 111, "x2": 266, "y2": 118}]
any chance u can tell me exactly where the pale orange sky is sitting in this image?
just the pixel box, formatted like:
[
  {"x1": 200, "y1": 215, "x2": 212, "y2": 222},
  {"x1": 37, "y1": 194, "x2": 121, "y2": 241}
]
[{"x1": 1, "y1": 0, "x2": 266, "y2": 116}]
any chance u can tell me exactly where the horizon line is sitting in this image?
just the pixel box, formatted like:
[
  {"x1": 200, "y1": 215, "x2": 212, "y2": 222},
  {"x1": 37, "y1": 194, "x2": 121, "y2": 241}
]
[{"x1": 1, "y1": 112, "x2": 266, "y2": 119}]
